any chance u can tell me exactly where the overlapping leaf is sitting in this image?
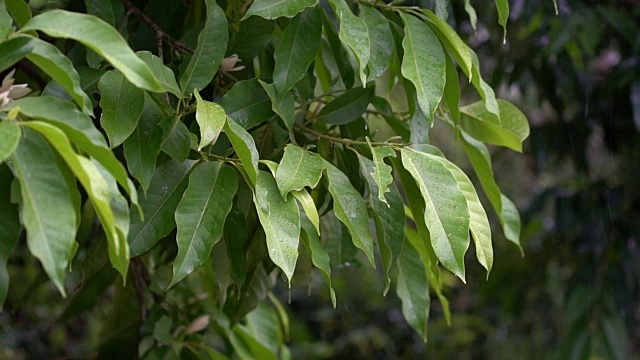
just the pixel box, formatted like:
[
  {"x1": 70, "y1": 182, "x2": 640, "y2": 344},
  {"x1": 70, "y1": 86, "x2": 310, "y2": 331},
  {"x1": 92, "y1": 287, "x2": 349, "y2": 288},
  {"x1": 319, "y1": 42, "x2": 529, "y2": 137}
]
[
  {"x1": 315, "y1": 86, "x2": 374, "y2": 125},
  {"x1": 158, "y1": 115, "x2": 191, "y2": 162},
  {"x1": 360, "y1": 6, "x2": 393, "y2": 81},
  {"x1": 327, "y1": 0, "x2": 370, "y2": 85},
  {"x1": 219, "y1": 79, "x2": 275, "y2": 129},
  {"x1": 98, "y1": 70, "x2": 145, "y2": 148},
  {"x1": 300, "y1": 214, "x2": 335, "y2": 307},
  {"x1": 137, "y1": 51, "x2": 182, "y2": 97},
  {"x1": 194, "y1": 89, "x2": 226, "y2": 150},
  {"x1": 244, "y1": 0, "x2": 317, "y2": 20},
  {"x1": 0, "y1": 121, "x2": 20, "y2": 163},
  {"x1": 395, "y1": 243, "x2": 430, "y2": 342},
  {"x1": 460, "y1": 99, "x2": 530, "y2": 152},
  {"x1": 0, "y1": 164, "x2": 20, "y2": 307},
  {"x1": 275, "y1": 144, "x2": 325, "y2": 199},
  {"x1": 259, "y1": 81, "x2": 295, "y2": 131},
  {"x1": 225, "y1": 119, "x2": 259, "y2": 186}
]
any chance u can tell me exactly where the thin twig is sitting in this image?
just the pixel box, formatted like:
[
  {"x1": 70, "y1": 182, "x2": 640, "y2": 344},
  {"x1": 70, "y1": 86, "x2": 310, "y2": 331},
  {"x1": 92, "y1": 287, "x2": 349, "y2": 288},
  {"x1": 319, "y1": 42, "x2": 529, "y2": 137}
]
[{"x1": 295, "y1": 124, "x2": 409, "y2": 148}]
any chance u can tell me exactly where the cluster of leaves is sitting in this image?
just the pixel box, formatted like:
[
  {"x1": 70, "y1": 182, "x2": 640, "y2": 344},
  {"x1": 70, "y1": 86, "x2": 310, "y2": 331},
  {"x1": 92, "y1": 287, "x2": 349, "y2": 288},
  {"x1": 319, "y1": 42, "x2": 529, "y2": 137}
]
[{"x1": 0, "y1": 0, "x2": 529, "y2": 357}]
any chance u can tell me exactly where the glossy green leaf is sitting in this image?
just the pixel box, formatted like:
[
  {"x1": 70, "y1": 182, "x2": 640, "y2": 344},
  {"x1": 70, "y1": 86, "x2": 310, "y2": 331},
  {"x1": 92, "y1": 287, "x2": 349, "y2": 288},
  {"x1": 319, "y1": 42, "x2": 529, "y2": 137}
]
[
  {"x1": 444, "y1": 55, "x2": 460, "y2": 122},
  {"x1": 0, "y1": 164, "x2": 20, "y2": 308},
  {"x1": 401, "y1": 148, "x2": 469, "y2": 280},
  {"x1": 0, "y1": 121, "x2": 20, "y2": 164},
  {"x1": 259, "y1": 80, "x2": 295, "y2": 131},
  {"x1": 463, "y1": 0, "x2": 478, "y2": 32},
  {"x1": 194, "y1": 89, "x2": 226, "y2": 150},
  {"x1": 275, "y1": 144, "x2": 325, "y2": 199},
  {"x1": 231, "y1": 16, "x2": 274, "y2": 61},
  {"x1": 327, "y1": 0, "x2": 370, "y2": 85},
  {"x1": 129, "y1": 159, "x2": 197, "y2": 256},
  {"x1": 400, "y1": 13, "x2": 446, "y2": 123},
  {"x1": 253, "y1": 171, "x2": 300, "y2": 285},
  {"x1": 0, "y1": 36, "x2": 33, "y2": 72},
  {"x1": 137, "y1": 51, "x2": 182, "y2": 97},
  {"x1": 300, "y1": 214, "x2": 335, "y2": 307},
  {"x1": 360, "y1": 6, "x2": 393, "y2": 81},
  {"x1": 323, "y1": 160, "x2": 375, "y2": 267},
  {"x1": 6, "y1": 0, "x2": 32, "y2": 27},
  {"x1": 159, "y1": 115, "x2": 191, "y2": 162},
  {"x1": 171, "y1": 162, "x2": 237, "y2": 287},
  {"x1": 20, "y1": 10, "x2": 162, "y2": 92},
  {"x1": 500, "y1": 194, "x2": 522, "y2": 253},
  {"x1": 244, "y1": 0, "x2": 317, "y2": 19},
  {"x1": 395, "y1": 241, "x2": 430, "y2": 342},
  {"x1": 316, "y1": 86, "x2": 374, "y2": 125},
  {"x1": 292, "y1": 189, "x2": 320, "y2": 236},
  {"x1": 495, "y1": 0, "x2": 509, "y2": 43},
  {"x1": 460, "y1": 99, "x2": 530, "y2": 152},
  {"x1": 219, "y1": 79, "x2": 275, "y2": 129},
  {"x1": 98, "y1": 70, "x2": 145, "y2": 148},
  {"x1": 10, "y1": 129, "x2": 78, "y2": 295},
  {"x1": 179, "y1": 0, "x2": 228, "y2": 95},
  {"x1": 273, "y1": 6, "x2": 321, "y2": 96},
  {"x1": 225, "y1": 119, "x2": 259, "y2": 186}
]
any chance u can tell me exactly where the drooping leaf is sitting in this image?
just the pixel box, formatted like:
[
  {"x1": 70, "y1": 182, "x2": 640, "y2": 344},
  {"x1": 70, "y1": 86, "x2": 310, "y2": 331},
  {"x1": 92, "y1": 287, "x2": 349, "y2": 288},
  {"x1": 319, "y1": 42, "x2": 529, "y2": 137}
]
[
  {"x1": 137, "y1": 51, "x2": 182, "y2": 97},
  {"x1": 194, "y1": 89, "x2": 226, "y2": 150},
  {"x1": 463, "y1": 0, "x2": 478, "y2": 32},
  {"x1": 224, "y1": 119, "x2": 259, "y2": 186},
  {"x1": 219, "y1": 79, "x2": 275, "y2": 129},
  {"x1": 98, "y1": 70, "x2": 145, "y2": 148},
  {"x1": 275, "y1": 144, "x2": 325, "y2": 199},
  {"x1": 0, "y1": 121, "x2": 20, "y2": 164},
  {"x1": 400, "y1": 148, "x2": 469, "y2": 281},
  {"x1": 259, "y1": 80, "x2": 295, "y2": 131},
  {"x1": 395, "y1": 240, "x2": 430, "y2": 342},
  {"x1": 179, "y1": 0, "x2": 228, "y2": 95},
  {"x1": 444, "y1": 55, "x2": 460, "y2": 122},
  {"x1": 500, "y1": 194, "x2": 522, "y2": 253},
  {"x1": 0, "y1": 164, "x2": 20, "y2": 308},
  {"x1": 244, "y1": 0, "x2": 317, "y2": 19},
  {"x1": 435, "y1": 0, "x2": 449, "y2": 20},
  {"x1": 360, "y1": 6, "x2": 393, "y2": 81},
  {"x1": 253, "y1": 171, "x2": 300, "y2": 285},
  {"x1": 273, "y1": 6, "x2": 321, "y2": 97},
  {"x1": 300, "y1": 214, "x2": 336, "y2": 307},
  {"x1": 10, "y1": 129, "x2": 78, "y2": 295},
  {"x1": 459, "y1": 99, "x2": 530, "y2": 152},
  {"x1": 0, "y1": 36, "x2": 34, "y2": 72},
  {"x1": 315, "y1": 86, "x2": 375, "y2": 125},
  {"x1": 400, "y1": 13, "x2": 446, "y2": 123},
  {"x1": 20, "y1": 10, "x2": 163, "y2": 92},
  {"x1": 366, "y1": 142, "x2": 395, "y2": 206},
  {"x1": 323, "y1": 160, "x2": 375, "y2": 267},
  {"x1": 170, "y1": 162, "x2": 237, "y2": 287},
  {"x1": 128, "y1": 159, "x2": 197, "y2": 256},
  {"x1": 158, "y1": 115, "x2": 191, "y2": 162},
  {"x1": 327, "y1": 0, "x2": 370, "y2": 85},
  {"x1": 495, "y1": 0, "x2": 509, "y2": 43},
  {"x1": 292, "y1": 189, "x2": 320, "y2": 236}
]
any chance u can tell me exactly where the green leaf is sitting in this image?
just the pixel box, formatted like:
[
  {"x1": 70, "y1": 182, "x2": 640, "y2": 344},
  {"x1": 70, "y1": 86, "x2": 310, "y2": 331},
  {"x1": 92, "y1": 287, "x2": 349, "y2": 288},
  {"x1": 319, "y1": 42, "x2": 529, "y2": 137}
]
[
  {"x1": 327, "y1": 0, "x2": 370, "y2": 85},
  {"x1": 194, "y1": 89, "x2": 226, "y2": 150},
  {"x1": 435, "y1": 0, "x2": 449, "y2": 20},
  {"x1": 170, "y1": 162, "x2": 238, "y2": 287},
  {"x1": 366, "y1": 141, "x2": 395, "y2": 206},
  {"x1": 224, "y1": 119, "x2": 259, "y2": 187},
  {"x1": 0, "y1": 121, "x2": 20, "y2": 164},
  {"x1": 463, "y1": 0, "x2": 478, "y2": 33},
  {"x1": 500, "y1": 194, "x2": 522, "y2": 253},
  {"x1": 253, "y1": 171, "x2": 300, "y2": 285},
  {"x1": 219, "y1": 79, "x2": 275, "y2": 129},
  {"x1": 443, "y1": 55, "x2": 460, "y2": 122},
  {"x1": 244, "y1": 0, "x2": 317, "y2": 19},
  {"x1": 137, "y1": 51, "x2": 182, "y2": 97},
  {"x1": 400, "y1": 13, "x2": 446, "y2": 123},
  {"x1": 300, "y1": 214, "x2": 336, "y2": 307},
  {"x1": 315, "y1": 86, "x2": 375, "y2": 125},
  {"x1": 98, "y1": 70, "x2": 145, "y2": 148},
  {"x1": 292, "y1": 189, "x2": 320, "y2": 236},
  {"x1": 273, "y1": 6, "x2": 322, "y2": 97},
  {"x1": 460, "y1": 99, "x2": 530, "y2": 152},
  {"x1": 400, "y1": 148, "x2": 469, "y2": 281},
  {"x1": 323, "y1": 160, "x2": 375, "y2": 267},
  {"x1": 179, "y1": 0, "x2": 228, "y2": 95},
  {"x1": 360, "y1": 6, "x2": 393, "y2": 81},
  {"x1": 495, "y1": 0, "x2": 509, "y2": 43},
  {"x1": 0, "y1": 164, "x2": 20, "y2": 308},
  {"x1": 20, "y1": 10, "x2": 163, "y2": 92},
  {"x1": 128, "y1": 159, "x2": 197, "y2": 256},
  {"x1": 0, "y1": 0, "x2": 14, "y2": 40},
  {"x1": 275, "y1": 144, "x2": 325, "y2": 199},
  {"x1": 395, "y1": 241, "x2": 430, "y2": 342},
  {"x1": 159, "y1": 115, "x2": 191, "y2": 162},
  {"x1": 0, "y1": 36, "x2": 33, "y2": 72},
  {"x1": 259, "y1": 80, "x2": 295, "y2": 131},
  {"x1": 6, "y1": 0, "x2": 32, "y2": 28},
  {"x1": 231, "y1": 16, "x2": 274, "y2": 61},
  {"x1": 10, "y1": 129, "x2": 78, "y2": 295}
]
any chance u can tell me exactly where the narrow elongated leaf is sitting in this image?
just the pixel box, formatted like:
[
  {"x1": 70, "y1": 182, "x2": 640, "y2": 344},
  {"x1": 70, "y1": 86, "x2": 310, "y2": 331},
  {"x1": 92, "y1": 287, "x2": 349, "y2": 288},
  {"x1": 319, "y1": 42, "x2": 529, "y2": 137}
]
[
  {"x1": 194, "y1": 89, "x2": 226, "y2": 150},
  {"x1": 179, "y1": 0, "x2": 228, "y2": 94},
  {"x1": 300, "y1": 214, "x2": 335, "y2": 307},
  {"x1": 244, "y1": 0, "x2": 317, "y2": 19},
  {"x1": 20, "y1": 10, "x2": 162, "y2": 92},
  {"x1": 500, "y1": 194, "x2": 522, "y2": 253},
  {"x1": 400, "y1": 13, "x2": 446, "y2": 123},
  {"x1": 323, "y1": 161, "x2": 375, "y2": 267},
  {"x1": 360, "y1": 6, "x2": 393, "y2": 81},
  {"x1": 129, "y1": 160, "x2": 197, "y2": 256},
  {"x1": 292, "y1": 189, "x2": 320, "y2": 236},
  {"x1": 327, "y1": 0, "x2": 370, "y2": 85},
  {"x1": 395, "y1": 241, "x2": 430, "y2": 342},
  {"x1": 99, "y1": 70, "x2": 145, "y2": 148},
  {"x1": 495, "y1": 0, "x2": 509, "y2": 42},
  {"x1": 275, "y1": 144, "x2": 325, "y2": 199},
  {"x1": 137, "y1": 51, "x2": 182, "y2": 97},
  {"x1": 0, "y1": 36, "x2": 34, "y2": 72},
  {"x1": 0, "y1": 121, "x2": 20, "y2": 164},
  {"x1": 225, "y1": 119, "x2": 259, "y2": 186},
  {"x1": 6, "y1": 0, "x2": 32, "y2": 27},
  {"x1": 460, "y1": 99, "x2": 530, "y2": 152},
  {"x1": 171, "y1": 162, "x2": 237, "y2": 287},
  {"x1": 444, "y1": 55, "x2": 460, "y2": 122},
  {"x1": 367, "y1": 142, "x2": 395, "y2": 206},
  {"x1": 0, "y1": 0, "x2": 14, "y2": 40},
  {"x1": 219, "y1": 79, "x2": 275, "y2": 129},
  {"x1": 401, "y1": 148, "x2": 469, "y2": 280},
  {"x1": 11, "y1": 129, "x2": 78, "y2": 295},
  {"x1": 159, "y1": 115, "x2": 191, "y2": 162},
  {"x1": 0, "y1": 164, "x2": 20, "y2": 307},
  {"x1": 463, "y1": 0, "x2": 478, "y2": 32},
  {"x1": 315, "y1": 86, "x2": 374, "y2": 125},
  {"x1": 253, "y1": 171, "x2": 300, "y2": 285},
  {"x1": 259, "y1": 80, "x2": 295, "y2": 131}
]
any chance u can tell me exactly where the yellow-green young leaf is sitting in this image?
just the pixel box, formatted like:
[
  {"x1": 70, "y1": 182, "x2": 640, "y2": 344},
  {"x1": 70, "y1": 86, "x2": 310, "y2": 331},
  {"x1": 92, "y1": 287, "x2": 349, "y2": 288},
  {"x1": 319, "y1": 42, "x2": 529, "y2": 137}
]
[
  {"x1": 395, "y1": 242, "x2": 430, "y2": 342},
  {"x1": 170, "y1": 162, "x2": 238, "y2": 288},
  {"x1": 244, "y1": 0, "x2": 317, "y2": 19},
  {"x1": 0, "y1": 164, "x2": 20, "y2": 308},
  {"x1": 179, "y1": 0, "x2": 228, "y2": 95},
  {"x1": 292, "y1": 189, "x2": 320, "y2": 236},
  {"x1": 300, "y1": 214, "x2": 335, "y2": 307},
  {"x1": 98, "y1": 70, "x2": 145, "y2": 148},
  {"x1": 323, "y1": 160, "x2": 375, "y2": 267},
  {"x1": 366, "y1": 141, "x2": 395, "y2": 206},
  {"x1": 273, "y1": 5, "x2": 321, "y2": 97},
  {"x1": 219, "y1": 79, "x2": 275, "y2": 129},
  {"x1": 460, "y1": 99, "x2": 530, "y2": 152},
  {"x1": 158, "y1": 115, "x2": 191, "y2": 162},
  {"x1": 259, "y1": 80, "x2": 295, "y2": 131},
  {"x1": 360, "y1": 6, "x2": 393, "y2": 81},
  {"x1": 400, "y1": 13, "x2": 446, "y2": 123},
  {"x1": 11, "y1": 129, "x2": 78, "y2": 296},
  {"x1": 275, "y1": 144, "x2": 325, "y2": 199},
  {"x1": 129, "y1": 160, "x2": 197, "y2": 256},
  {"x1": 327, "y1": 0, "x2": 370, "y2": 85},
  {"x1": 315, "y1": 86, "x2": 375, "y2": 125},
  {"x1": 0, "y1": 121, "x2": 20, "y2": 164},
  {"x1": 224, "y1": 119, "x2": 259, "y2": 187},
  {"x1": 20, "y1": 10, "x2": 162, "y2": 92},
  {"x1": 6, "y1": 0, "x2": 32, "y2": 28},
  {"x1": 253, "y1": 171, "x2": 300, "y2": 285},
  {"x1": 194, "y1": 89, "x2": 226, "y2": 150},
  {"x1": 137, "y1": 51, "x2": 182, "y2": 97},
  {"x1": 463, "y1": 0, "x2": 478, "y2": 32},
  {"x1": 495, "y1": 0, "x2": 509, "y2": 43},
  {"x1": 400, "y1": 148, "x2": 469, "y2": 281}
]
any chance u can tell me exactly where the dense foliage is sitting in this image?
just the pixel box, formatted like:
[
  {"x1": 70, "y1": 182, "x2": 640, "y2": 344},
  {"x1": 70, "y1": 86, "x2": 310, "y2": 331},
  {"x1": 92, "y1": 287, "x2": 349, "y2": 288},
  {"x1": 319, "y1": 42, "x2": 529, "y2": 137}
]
[{"x1": 0, "y1": 0, "x2": 537, "y2": 357}]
